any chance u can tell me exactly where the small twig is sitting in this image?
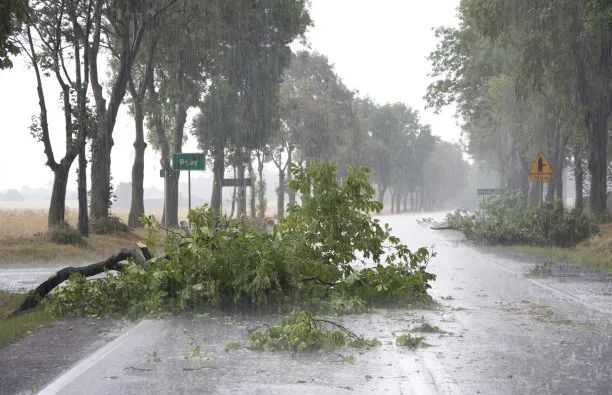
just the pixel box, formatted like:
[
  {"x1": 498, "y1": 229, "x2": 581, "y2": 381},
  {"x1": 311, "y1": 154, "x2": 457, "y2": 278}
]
[
  {"x1": 125, "y1": 366, "x2": 153, "y2": 372},
  {"x1": 314, "y1": 319, "x2": 361, "y2": 340},
  {"x1": 182, "y1": 366, "x2": 217, "y2": 372}
]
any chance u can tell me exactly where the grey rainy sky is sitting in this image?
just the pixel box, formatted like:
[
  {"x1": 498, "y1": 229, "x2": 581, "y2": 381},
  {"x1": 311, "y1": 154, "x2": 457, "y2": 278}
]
[{"x1": 0, "y1": 0, "x2": 461, "y2": 191}]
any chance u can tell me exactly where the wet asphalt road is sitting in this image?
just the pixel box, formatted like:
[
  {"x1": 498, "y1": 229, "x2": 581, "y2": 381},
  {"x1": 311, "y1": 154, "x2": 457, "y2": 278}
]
[{"x1": 5, "y1": 213, "x2": 612, "y2": 394}]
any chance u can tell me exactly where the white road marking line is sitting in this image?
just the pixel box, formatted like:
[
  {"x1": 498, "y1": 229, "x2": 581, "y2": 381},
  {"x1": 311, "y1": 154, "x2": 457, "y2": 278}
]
[
  {"x1": 391, "y1": 340, "x2": 462, "y2": 395},
  {"x1": 37, "y1": 320, "x2": 153, "y2": 395}
]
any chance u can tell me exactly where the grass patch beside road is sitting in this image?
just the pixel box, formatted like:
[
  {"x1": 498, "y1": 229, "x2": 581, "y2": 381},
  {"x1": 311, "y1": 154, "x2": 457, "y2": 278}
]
[
  {"x1": 0, "y1": 209, "x2": 144, "y2": 265},
  {"x1": 508, "y1": 223, "x2": 612, "y2": 272},
  {"x1": 0, "y1": 232, "x2": 144, "y2": 265},
  {"x1": 0, "y1": 291, "x2": 55, "y2": 348}
]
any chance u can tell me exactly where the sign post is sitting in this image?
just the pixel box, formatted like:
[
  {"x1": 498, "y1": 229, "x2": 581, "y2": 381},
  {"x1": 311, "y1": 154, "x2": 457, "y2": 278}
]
[
  {"x1": 528, "y1": 152, "x2": 554, "y2": 206},
  {"x1": 172, "y1": 153, "x2": 206, "y2": 227}
]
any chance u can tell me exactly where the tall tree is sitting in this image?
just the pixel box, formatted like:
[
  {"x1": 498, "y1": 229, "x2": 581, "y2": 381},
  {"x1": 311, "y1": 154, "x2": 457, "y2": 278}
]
[
  {"x1": 432, "y1": 0, "x2": 612, "y2": 214},
  {"x1": 88, "y1": 0, "x2": 176, "y2": 223},
  {"x1": 193, "y1": 1, "x2": 311, "y2": 218},
  {"x1": 126, "y1": 35, "x2": 157, "y2": 227},
  {"x1": 20, "y1": 0, "x2": 93, "y2": 230}
]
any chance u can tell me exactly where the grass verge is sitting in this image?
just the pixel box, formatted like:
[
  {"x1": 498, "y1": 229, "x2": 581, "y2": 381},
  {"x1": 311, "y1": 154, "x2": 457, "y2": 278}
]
[
  {"x1": 0, "y1": 232, "x2": 145, "y2": 265},
  {"x1": 506, "y1": 223, "x2": 612, "y2": 272},
  {"x1": 0, "y1": 209, "x2": 145, "y2": 265},
  {"x1": 0, "y1": 291, "x2": 55, "y2": 348}
]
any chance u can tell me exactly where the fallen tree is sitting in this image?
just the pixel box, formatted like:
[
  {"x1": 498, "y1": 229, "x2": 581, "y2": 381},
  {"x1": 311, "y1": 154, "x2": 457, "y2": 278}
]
[
  {"x1": 14, "y1": 163, "x2": 436, "y2": 319},
  {"x1": 11, "y1": 246, "x2": 153, "y2": 316}
]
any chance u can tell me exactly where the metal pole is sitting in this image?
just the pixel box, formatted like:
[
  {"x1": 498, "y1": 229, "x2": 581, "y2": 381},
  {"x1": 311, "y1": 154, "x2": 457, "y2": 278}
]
[{"x1": 188, "y1": 170, "x2": 191, "y2": 226}]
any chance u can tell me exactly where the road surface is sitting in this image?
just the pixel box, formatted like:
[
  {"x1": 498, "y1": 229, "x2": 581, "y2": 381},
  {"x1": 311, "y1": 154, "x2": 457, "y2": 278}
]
[{"x1": 4, "y1": 213, "x2": 612, "y2": 394}]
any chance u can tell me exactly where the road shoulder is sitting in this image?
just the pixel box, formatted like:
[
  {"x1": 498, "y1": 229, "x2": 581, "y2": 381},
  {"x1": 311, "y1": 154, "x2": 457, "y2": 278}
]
[{"x1": 0, "y1": 317, "x2": 128, "y2": 395}]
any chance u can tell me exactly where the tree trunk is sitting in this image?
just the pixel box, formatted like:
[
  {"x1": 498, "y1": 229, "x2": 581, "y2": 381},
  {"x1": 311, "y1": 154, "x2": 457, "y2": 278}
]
[
  {"x1": 287, "y1": 149, "x2": 296, "y2": 209},
  {"x1": 555, "y1": 155, "x2": 565, "y2": 207},
  {"x1": 90, "y1": 131, "x2": 112, "y2": 221},
  {"x1": 230, "y1": 166, "x2": 237, "y2": 218},
  {"x1": 248, "y1": 161, "x2": 256, "y2": 219},
  {"x1": 257, "y1": 153, "x2": 266, "y2": 219},
  {"x1": 588, "y1": 103, "x2": 609, "y2": 216},
  {"x1": 165, "y1": 169, "x2": 179, "y2": 227},
  {"x1": 230, "y1": 188, "x2": 236, "y2": 218},
  {"x1": 378, "y1": 186, "x2": 386, "y2": 206},
  {"x1": 239, "y1": 165, "x2": 247, "y2": 218},
  {"x1": 546, "y1": 128, "x2": 563, "y2": 204},
  {"x1": 574, "y1": 143, "x2": 584, "y2": 211},
  {"x1": 277, "y1": 170, "x2": 286, "y2": 220},
  {"x1": 77, "y1": 143, "x2": 89, "y2": 236},
  {"x1": 128, "y1": 100, "x2": 146, "y2": 227},
  {"x1": 89, "y1": 7, "x2": 139, "y2": 223},
  {"x1": 48, "y1": 164, "x2": 71, "y2": 228},
  {"x1": 211, "y1": 146, "x2": 224, "y2": 217}
]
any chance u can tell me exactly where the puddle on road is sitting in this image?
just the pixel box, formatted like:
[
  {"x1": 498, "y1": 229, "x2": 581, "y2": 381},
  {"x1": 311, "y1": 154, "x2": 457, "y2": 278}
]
[
  {"x1": 0, "y1": 267, "x2": 61, "y2": 292},
  {"x1": 0, "y1": 265, "x2": 107, "y2": 293}
]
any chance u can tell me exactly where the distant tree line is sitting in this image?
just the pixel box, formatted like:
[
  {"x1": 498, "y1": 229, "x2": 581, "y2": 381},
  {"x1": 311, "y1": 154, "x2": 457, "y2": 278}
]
[
  {"x1": 0, "y1": 0, "x2": 469, "y2": 235},
  {"x1": 427, "y1": 0, "x2": 612, "y2": 216},
  {"x1": 193, "y1": 50, "x2": 471, "y2": 219}
]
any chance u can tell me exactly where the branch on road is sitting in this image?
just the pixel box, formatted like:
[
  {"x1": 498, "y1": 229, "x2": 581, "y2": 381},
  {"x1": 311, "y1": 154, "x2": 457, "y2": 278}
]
[{"x1": 10, "y1": 245, "x2": 153, "y2": 317}]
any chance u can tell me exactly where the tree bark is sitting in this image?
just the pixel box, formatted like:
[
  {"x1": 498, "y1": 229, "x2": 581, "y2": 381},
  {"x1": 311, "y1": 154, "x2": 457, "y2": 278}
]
[
  {"x1": 248, "y1": 160, "x2": 256, "y2": 218},
  {"x1": 90, "y1": 127, "x2": 113, "y2": 221},
  {"x1": 588, "y1": 102, "x2": 609, "y2": 216},
  {"x1": 256, "y1": 152, "x2": 266, "y2": 219},
  {"x1": 287, "y1": 148, "x2": 296, "y2": 209},
  {"x1": 128, "y1": 98, "x2": 146, "y2": 227},
  {"x1": 77, "y1": 144, "x2": 89, "y2": 236},
  {"x1": 169, "y1": 101, "x2": 188, "y2": 225},
  {"x1": 211, "y1": 146, "x2": 225, "y2": 217},
  {"x1": 237, "y1": 162, "x2": 247, "y2": 217},
  {"x1": 48, "y1": 164, "x2": 71, "y2": 228},
  {"x1": 230, "y1": 166, "x2": 237, "y2": 218},
  {"x1": 574, "y1": 143, "x2": 584, "y2": 211},
  {"x1": 164, "y1": 169, "x2": 179, "y2": 227}
]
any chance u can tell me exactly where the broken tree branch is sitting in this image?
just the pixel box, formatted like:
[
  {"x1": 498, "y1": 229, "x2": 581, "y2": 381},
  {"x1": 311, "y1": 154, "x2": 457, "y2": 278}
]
[
  {"x1": 11, "y1": 246, "x2": 152, "y2": 316},
  {"x1": 314, "y1": 319, "x2": 361, "y2": 340}
]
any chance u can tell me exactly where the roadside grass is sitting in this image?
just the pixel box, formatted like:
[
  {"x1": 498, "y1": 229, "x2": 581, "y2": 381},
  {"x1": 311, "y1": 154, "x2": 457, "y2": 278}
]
[
  {"x1": 0, "y1": 291, "x2": 55, "y2": 348},
  {"x1": 0, "y1": 209, "x2": 145, "y2": 265},
  {"x1": 508, "y1": 223, "x2": 612, "y2": 272}
]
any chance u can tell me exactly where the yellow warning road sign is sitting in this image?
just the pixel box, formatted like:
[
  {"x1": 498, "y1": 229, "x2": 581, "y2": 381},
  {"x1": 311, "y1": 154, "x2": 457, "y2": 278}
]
[{"x1": 529, "y1": 152, "x2": 553, "y2": 182}]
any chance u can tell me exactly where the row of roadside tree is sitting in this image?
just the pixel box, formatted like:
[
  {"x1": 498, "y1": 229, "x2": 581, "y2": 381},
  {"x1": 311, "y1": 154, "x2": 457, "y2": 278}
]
[
  {"x1": 1, "y1": 0, "x2": 470, "y2": 235},
  {"x1": 427, "y1": 0, "x2": 612, "y2": 216}
]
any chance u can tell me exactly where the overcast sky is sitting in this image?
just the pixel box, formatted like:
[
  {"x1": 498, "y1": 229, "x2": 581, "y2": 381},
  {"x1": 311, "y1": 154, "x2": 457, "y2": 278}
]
[{"x1": 0, "y1": 1, "x2": 460, "y2": 191}]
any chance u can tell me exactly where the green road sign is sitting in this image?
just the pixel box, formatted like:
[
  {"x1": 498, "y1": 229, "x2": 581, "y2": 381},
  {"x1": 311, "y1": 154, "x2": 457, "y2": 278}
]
[{"x1": 173, "y1": 153, "x2": 206, "y2": 171}]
